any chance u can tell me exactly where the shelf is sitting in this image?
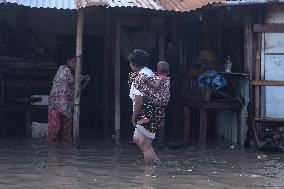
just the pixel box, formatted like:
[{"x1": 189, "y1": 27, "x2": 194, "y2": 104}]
[
  {"x1": 255, "y1": 117, "x2": 284, "y2": 123},
  {"x1": 219, "y1": 72, "x2": 249, "y2": 79},
  {"x1": 251, "y1": 80, "x2": 284, "y2": 86}
]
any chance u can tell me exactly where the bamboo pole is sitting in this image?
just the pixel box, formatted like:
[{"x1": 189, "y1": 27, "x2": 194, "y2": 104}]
[{"x1": 73, "y1": 8, "x2": 84, "y2": 146}]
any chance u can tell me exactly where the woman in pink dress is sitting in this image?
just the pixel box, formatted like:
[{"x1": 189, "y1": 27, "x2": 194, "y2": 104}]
[{"x1": 48, "y1": 51, "x2": 90, "y2": 143}]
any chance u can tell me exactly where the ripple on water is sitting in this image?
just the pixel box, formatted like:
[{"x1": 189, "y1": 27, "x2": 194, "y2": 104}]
[{"x1": 0, "y1": 138, "x2": 283, "y2": 189}]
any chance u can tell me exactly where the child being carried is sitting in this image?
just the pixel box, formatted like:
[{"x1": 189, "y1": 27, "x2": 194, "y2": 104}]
[{"x1": 136, "y1": 61, "x2": 171, "y2": 126}]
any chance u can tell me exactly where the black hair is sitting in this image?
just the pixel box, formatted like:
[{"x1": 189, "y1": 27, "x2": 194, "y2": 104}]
[
  {"x1": 128, "y1": 49, "x2": 149, "y2": 68},
  {"x1": 157, "y1": 61, "x2": 170, "y2": 74},
  {"x1": 64, "y1": 48, "x2": 76, "y2": 61}
]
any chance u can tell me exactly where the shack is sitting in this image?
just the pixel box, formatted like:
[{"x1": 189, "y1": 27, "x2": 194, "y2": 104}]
[
  {"x1": 0, "y1": 0, "x2": 283, "y2": 147},
  {"x1": 172, "y1": 1, "x2": 284, "y2": 147},
  {"x1": 0, "y1": 0, "x2": 225, "y2": 140}
]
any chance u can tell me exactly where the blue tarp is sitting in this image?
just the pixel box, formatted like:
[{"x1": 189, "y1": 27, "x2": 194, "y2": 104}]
[{"x1": 198, "y1": 70, "x2": 227, "y2": 89}]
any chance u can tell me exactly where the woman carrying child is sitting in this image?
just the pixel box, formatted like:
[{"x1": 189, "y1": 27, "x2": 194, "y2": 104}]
[{"x1": 128, "y1": 49, "x2": 170, "y2": 166}]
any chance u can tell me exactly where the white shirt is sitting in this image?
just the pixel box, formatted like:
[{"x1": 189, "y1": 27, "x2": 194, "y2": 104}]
[{"x1": 129, "y1": 67, "x2": 154, "y2": 109}]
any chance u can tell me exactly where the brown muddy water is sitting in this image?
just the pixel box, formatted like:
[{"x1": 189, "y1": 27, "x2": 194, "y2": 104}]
[{"x1": 0, "y1": 138, "x2": 283, "y2": 189}]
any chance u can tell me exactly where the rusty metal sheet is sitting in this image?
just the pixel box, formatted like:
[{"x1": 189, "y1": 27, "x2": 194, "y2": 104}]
[{"x1": 1, "y1": 0, "x2": 225, "y2": 11}]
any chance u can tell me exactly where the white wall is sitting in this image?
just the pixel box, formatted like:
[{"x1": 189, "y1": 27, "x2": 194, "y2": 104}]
[{"x1": 262, "y1": 5, "x2": 284, "y2": 118}]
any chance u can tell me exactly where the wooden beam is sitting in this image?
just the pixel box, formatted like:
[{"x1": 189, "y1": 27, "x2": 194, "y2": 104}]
[
  {"x1": 114, "y1": 16, "x2": 120, "y2": 133},
  {"x1": 159, "y1": 34, "x2": 165, "y2": 60},
  {"x1": 183, "y1": 106, "x2": 191, "y2": 143},
  {"x1": 237, "y1": 111, "x2": 241, "y2": 144},
  {"x1": 244, "y1": 13, "x2": 253, "y2": 73},
  {"x1": 73, "y1": 9, "x2": 84, "y2": 146},
  {"x1": 254, "y1": 24, "x2": 284, "y2": 33},
  {"x1": 251, "y1": 80, "x2": 284, "y2": 86},
  {"x1": 5, "y1": 79, "x2": 51, "y2": 89},
  {"x1": 199, "y1": 109, "x2": 208, "y2": 145},
  {"x1": 255, "y1": 117, "x2": 284, "y2": 123},
  {"x1": 254, "y1": 32, "x2": 262, "y2": 135}
]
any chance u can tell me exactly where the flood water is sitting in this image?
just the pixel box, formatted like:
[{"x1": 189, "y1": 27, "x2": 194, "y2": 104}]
[{"x1": 0, "y1": 138, "x2": 283, "y2": 189}]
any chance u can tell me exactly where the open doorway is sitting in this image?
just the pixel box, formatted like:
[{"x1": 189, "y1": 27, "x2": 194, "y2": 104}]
[
  {"x1": 56, "y1": 34, "x2": 105, "y2": 138},
  {"x1": 119, "y1": 21, "x2": 160, "y2": 139}
]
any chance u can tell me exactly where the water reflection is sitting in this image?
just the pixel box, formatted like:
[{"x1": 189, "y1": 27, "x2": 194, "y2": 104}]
[{"x1": 0, "y1": 138, "x2": 283, "y2": 189}]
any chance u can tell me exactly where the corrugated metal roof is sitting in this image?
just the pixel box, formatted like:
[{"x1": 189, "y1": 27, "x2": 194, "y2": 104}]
[
  {"x1": 226, "y1": 0, "x2": 284, "y2": 5},
  {"x1": 0, "y1": 0, "x2": 225, "y2": 11},
  {"x1": 0, "y1": 0, "x2": 107, "y2": 9}
]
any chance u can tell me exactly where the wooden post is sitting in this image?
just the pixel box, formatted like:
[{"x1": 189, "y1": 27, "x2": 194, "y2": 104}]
[
  {"x1": 199, "y1": 109, "x2": 208, "y2": 145},
  {"x1": 183, "y1": 106, "x2": 191, "y2": 143},
  {"x1": 244, "y1": 12, "x2": 253, "y2": 74},
  {"x1": 114, "y1": 16, "x2": 120, "y2": 133},
  {"x1": 103, "y1": 10, "x2": 115, "y2": 136},
  {"x1": 237, "y1": 110, "x2": 241, "y2": 144},
  {"x1": 255, "y1": 33, "x2": 262, "y2": 135},
  {"x1": 73, "y1": 9, "x2": 84, "y2": 146},
  {"x1": 159, "y1": 34, "x2": 165, "y2": 60}
]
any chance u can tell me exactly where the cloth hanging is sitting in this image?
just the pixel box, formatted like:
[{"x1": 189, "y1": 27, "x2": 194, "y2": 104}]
[{"x1": 198, "y1": 70, "x2": 227, "y2": 90}]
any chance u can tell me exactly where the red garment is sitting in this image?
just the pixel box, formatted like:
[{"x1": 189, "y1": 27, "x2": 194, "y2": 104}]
[
  {"x1": 49, "y1": 65, "x2": 75, "y2": 119},
  {"x1": 48, "y1": 109, "x2": 73, "y2": 143}
]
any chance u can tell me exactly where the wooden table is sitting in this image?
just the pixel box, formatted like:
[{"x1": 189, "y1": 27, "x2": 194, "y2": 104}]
[{"x1": 177, "y1": 96, "x2": 242, "y2": 145}]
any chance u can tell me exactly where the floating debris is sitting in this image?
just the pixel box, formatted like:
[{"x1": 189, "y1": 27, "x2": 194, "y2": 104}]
[
  {"x1": 250, "y1": 175, "x2": 262, "y2": 178},
  {"x1": 257, "y1": 154, "x2": 268, "y2": 159}
]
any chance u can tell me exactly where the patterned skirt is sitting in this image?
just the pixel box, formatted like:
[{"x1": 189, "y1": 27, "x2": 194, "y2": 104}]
[{"x1": 137, "y1": 99, "x2": 165, "y2": 134}]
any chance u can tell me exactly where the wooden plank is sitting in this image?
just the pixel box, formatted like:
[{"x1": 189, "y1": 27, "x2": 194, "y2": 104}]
[
  {"x1": 73, "y1": 9, "x2": 84, "y2": 146},
  {"x1": 251, "y1": 80, "x2": 284, "y2": 86},
  {"x1": 220, "y1": 72, "x2": 249, "y2": 76},
  {"x1": 183, "y1": 106, "x2": 191, "y2": 143},
  {"x1": 254, "y1": 24, "x2": 284, "y2": 33},
  {"x1": 171, "y1": 103, "x2": 180, "y2": 137},
  {"x1": 199, "y1": 109, "x2": 208, "y2": 145},
  {"x1": 264, "y1": 52, "x2": 284, "y2": 55},
  {"x1": 103, "y1": 9, "x2": 115, "y2": 136},
  {"x1": 201, "y1": 101, "x2": 241, "y2": 110},
  {"x1": 255, "y1": 117, "x2": 284, "y2": 123},
  {"x1": 244, "y1": 13, "x2": 253, "y2": 73},
  {"x1": 255, "y1": 33, "x2": 261, "y2": 80},
  {"x1": 237, "y1": 111, "x2": 241, "y2": 144},
  {"x1": 220, "y1": 72, "x2": 249, "y2": 80},
  {"x1": 177, "y1": 96, "x2": 241, "y2": 110},
  {"x1": 1, "y1": 75, "x2": 4, "y2": 104},
  {"x1": 5, "y1": 79, "x2": 51, "y2": 88},
  {"x1": 31, "y1": 105, "x2": 48, "y2": 110},
  {"x1": 114, "y1": 16, "x2": 120, "y2": 133},
  {"x1": 254, "y1": 32, "x2": 262, "y2": 135},
  {"x1": 0, "y1": 69, "x2": 55, "y2": 77},
  {"x1": 159, "y1": 34, "x2": 165, "y2": 60},
  {"x1": 25, "y1": 107, "x2": 31, "y2": 137},
  {"x1": 103, "y1": 14, "x2": 109, "y2": 136}
]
